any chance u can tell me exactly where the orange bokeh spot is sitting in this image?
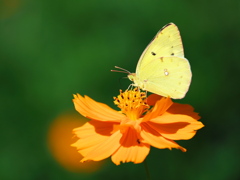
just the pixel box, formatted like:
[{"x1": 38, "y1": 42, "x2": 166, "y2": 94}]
[
  {"x1": 0, "y1": 0, "x2": 22, "y2": 19},
  {"x1": 47, "y1": 112, "x2": 105, "y2": 173}
]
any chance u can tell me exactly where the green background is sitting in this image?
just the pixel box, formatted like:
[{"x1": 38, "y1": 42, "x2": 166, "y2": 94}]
[{"x1": 1, "y1": 0, "x2": 240, "y2": 179}]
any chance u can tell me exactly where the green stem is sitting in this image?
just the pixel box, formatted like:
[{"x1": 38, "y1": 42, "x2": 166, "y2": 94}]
[{"x1": 143, "y1": 159, "x2": 151, "y2": 180}]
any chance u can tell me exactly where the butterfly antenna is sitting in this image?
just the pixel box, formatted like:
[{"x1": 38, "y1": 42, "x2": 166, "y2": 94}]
[{"x1": 111, "y1": 66, "x2": 131, "y2": 74}]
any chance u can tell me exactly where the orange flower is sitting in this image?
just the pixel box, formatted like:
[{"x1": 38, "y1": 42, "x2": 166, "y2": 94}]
[{"x1": 72, "y1": 89, "x2": 204, "y2": 165}]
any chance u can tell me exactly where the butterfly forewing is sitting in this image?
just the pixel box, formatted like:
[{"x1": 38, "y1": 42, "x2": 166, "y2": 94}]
[{"x1": 136, "y1": 23, "x2": 184, "y2": 74}]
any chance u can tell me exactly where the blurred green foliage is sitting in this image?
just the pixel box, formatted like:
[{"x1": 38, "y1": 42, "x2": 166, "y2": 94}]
[{"x1": 1, "y1": 0, "x2": 240, "y2": 179}]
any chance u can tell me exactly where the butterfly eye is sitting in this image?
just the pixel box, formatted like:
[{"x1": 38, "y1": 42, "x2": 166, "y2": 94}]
[{"x1": 128, "y1": 74, "x2": 135, "y2": 81}]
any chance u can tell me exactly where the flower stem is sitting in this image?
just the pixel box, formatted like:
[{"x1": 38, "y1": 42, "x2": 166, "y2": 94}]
[{"x1": 143, "y1": 159, "x2": 151, "y2": 180}]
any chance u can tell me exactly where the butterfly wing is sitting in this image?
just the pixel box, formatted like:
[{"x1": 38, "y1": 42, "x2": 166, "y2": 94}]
[
  {"x1": 138, "y1": 56, "x2": 191, "y2": 99},
  {"x1": 132, "y1": 23, "x2": 191, "y2": 99},
  {"x1": 136, "y1": 23, "x2": 184, "y2": 74}
]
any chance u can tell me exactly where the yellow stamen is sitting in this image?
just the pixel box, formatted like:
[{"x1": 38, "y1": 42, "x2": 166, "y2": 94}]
[{"x1": 114, "y1": 88, "x2": 149, "y2": 120}]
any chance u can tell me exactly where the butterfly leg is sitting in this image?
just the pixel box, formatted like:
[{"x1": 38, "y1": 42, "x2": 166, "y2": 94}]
[{"x1": 126, "y1": 83, "x2": 134, "y2": 91}]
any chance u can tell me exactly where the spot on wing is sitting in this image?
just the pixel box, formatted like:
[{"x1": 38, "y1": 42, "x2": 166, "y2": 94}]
[
  {"x1": 164, "y1": 69, "x2": 169, "y2": 76},
  {"x1": 151, "y1": 52, "x2": 156, "y2": 56},
  {"x1": 171, "y1": 53, "x2": 174, "y2": 56}
]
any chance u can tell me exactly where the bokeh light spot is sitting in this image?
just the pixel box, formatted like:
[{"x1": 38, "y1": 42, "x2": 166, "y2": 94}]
[
  {"x1": 0, "y1": 0, "x2": 22, "y2": 19},
  {"x1": 47, "y1": 112, "x2": 105, "y2": 173}
]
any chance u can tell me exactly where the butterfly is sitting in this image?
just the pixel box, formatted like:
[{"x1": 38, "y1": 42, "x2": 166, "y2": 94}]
[{"x1": 113, "y1": 23, "x2": 192, "y2": 99}]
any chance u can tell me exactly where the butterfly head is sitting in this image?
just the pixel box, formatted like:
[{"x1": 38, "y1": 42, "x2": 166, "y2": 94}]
[{"x1": 127, "y1": 73, "x2": 136, "y2": 82}]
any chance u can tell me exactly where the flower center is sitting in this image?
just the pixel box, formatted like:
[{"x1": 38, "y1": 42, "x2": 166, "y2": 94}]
[{"x1": 113, "y1": 88, "x2": 149, "y2": 120}]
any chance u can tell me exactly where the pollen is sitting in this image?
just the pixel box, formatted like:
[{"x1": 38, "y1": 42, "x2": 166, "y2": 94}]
[{"x1": 114, "y1": 88, "x2": 149, "y2": 120}]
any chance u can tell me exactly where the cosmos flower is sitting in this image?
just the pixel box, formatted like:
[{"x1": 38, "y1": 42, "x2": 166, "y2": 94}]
[{"x1": 72, "y1": 89, "x2": 204, "y2": 165}]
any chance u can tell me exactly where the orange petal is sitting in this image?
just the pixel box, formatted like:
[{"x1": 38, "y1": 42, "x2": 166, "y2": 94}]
[
  {"x1": 72, "y1": 121, "x2": 119, "y2": 156},
  {"x1": 111, "y1": 144, "x2": 150, "y2": 165},
  {"x1": 167, "y1": 103, "x2": 201, "y2": 120},
  {"x1": 111, "y1": 126, "x2": 150, "y2": 165},
  {"x1": 72, "y1": 119, "x2": 122, "y2": 162},
  {"x1": 149, "y1": 114, "x2": 204, "y2": 140},
  {"x1": 140, "y1": 122, "x2": 186, "y2": 152},
  {"x1": 142, "y1": 97, "x2": 173, "y2": 122},
  {"x1": 73, "y1": 120, "x2": 118, "y2": 138},
  {"x1": 80, "y1": 131, "x2": 122, "y2": 162},
  {"x1": 73, "y1": 94, "x2": 125, "y2": 122},
  {"x1": 146, "y1": 94, "x2": 163, "y2": 106}
]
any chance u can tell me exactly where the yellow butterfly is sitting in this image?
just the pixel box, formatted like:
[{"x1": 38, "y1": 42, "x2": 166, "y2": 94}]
[{"x1": 113, "y1": 23, "x2": 192, "y2": 99}]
